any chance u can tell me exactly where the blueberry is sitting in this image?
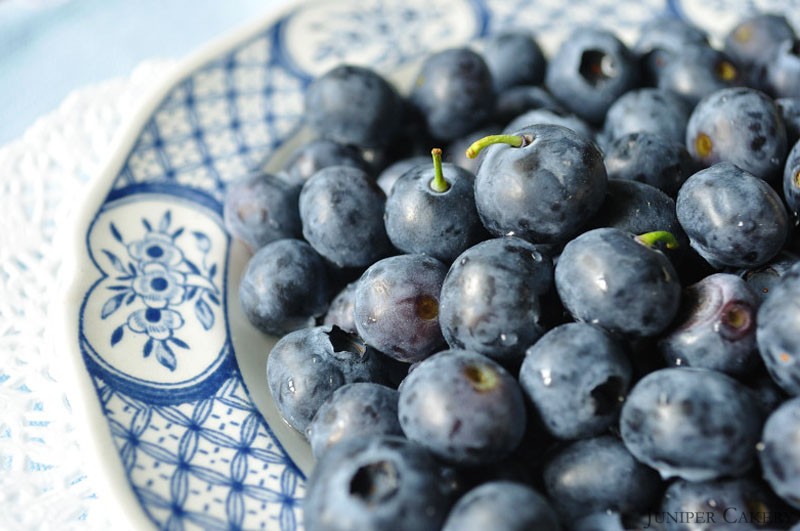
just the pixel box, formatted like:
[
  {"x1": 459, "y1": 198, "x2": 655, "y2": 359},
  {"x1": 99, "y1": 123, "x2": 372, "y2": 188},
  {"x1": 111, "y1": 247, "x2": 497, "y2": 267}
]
[
  {"x1": 222, "y1": 171, "x2": 302, "y2": 252},
  {"x1": 658, "y1": 273, "x2": 760, "y2": 376},
  {"x1": 306, "y1": 382, "x2": 403, "y2": 459},
  {"x1": 545, "y1": 28, "x2": 639, "y2": 125},
  {"x1": 266, "y1": 325, "x2": 386, "y2": 433},
  {"x1": 446, "y1": 125, "x2": 500, "y2": 175},
  {"x1": 588, "y1": 180, "x2": 689, "y2": 260},
  {"x1": 303, "y1": 435, "x2": 451, "y2": 531},
  {"x1": 571, "y1": 512, "x2": 628, "y2": 531},
  {"x1": 239, "y1": 238, "x2": 329, "y2": 336},
  {"x1": 398, "y1": 349, "x2": 526, "y2": 465},
  {"x1": 776, "y1": 97, "x2": 800, "y2": 146},
  {"x1": 280, "y1": 138, "x2": 371, "y2": 187},
  {"x1": 758, "y1": 397, "x2": 800, "y2": 510},
  {"x1": 519, "y1": 323, "x2": 632, "y2": 440},
  {"x1": 654, "y1": 44, "x2": 743, "y2": 106},
  {"x1": 438, "y1": 237, "x2": 553, "y2": 366},
  {"x1": 620, "y1": 367, "x2": 764, "y2": 481},
  {"x1": 724, "y1": 13, "x2": 796, "y2": 71},
  {"x1": 740, "y1": 251, "x2": 799, "y2": 303},
  {"x1": 542, "y1": 435, "x2": 662, "y2": 522},
  {"x1": 766, "y1": 39, "x2": 800, "y2": 99},
  {"x1": 299, "y1": 165, "x2": 393, "y2": 268},
  {"x1": 494, "y1": 85, "x2": 564, "y2": 126},
  {"x1": 482, "y1": 31, "x2": 547, "y2": 92},
  {"x1": 756, "y1": 263, "x2": 800, "y2": 396},
  {"x1": 676, "y1": 162, "x2": 789, "y2": 269},
  {"x1": 603, "y1": 132, "x2": 696, "y2": 197},
  {"x1": 305, "y1": 64, "x2": 403, "y2": 148},
  {"x1": 784, "y1": 138, "x2": 800, "y2": 219},
  {"x1": 354, "y1": 254, "x2": 447, "y2": 363},
  {"x1": 472, "y1": 124, "x2": 607, "y2": 244},
  {"x1": 634, "y1": 17, "x2": 709, "y2": 57},
  {"x1": 554, "y1": 227, "x2": 681, "y2": 337},
  {"x1": 384, "y1": 149, "x2": 482, "y2": 262},
  {"x1": 685, "y1": 87, "x2": 787, "y2": 184},
  {"x1": 441, "y1": 481, "x2": 561, "y2": 531},
  {"x1": 410, "y1": 47, "x2": 495, "y2": 141},
  {"x1": 603, "y1": 88, "x2": 691, "y2": 146},
  {"x1": 323, "y1": 281, "x2": 357, "y2": 334},
  {"x1": 660, "y1": 477, "x2": 789, "y2": 531}
]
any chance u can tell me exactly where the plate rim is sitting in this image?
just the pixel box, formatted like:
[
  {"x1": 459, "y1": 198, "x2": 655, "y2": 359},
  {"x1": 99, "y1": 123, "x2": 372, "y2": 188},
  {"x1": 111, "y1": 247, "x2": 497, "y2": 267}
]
[{"x1": 53, "y1": 1, "x2": 313, "y2": 527}]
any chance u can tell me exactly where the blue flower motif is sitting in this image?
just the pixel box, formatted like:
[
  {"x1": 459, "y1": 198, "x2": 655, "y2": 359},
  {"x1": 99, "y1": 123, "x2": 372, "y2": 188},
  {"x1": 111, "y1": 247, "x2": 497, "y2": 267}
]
[
  {"x1": 127, "y1": 307, "x2": 184, "y2": 341},
  {"x1": 128, "y1": 232, "x2": 183, "y2": 267},
  {"x1": 132, "y1": 262, "x2": 186, "y2": 309}
]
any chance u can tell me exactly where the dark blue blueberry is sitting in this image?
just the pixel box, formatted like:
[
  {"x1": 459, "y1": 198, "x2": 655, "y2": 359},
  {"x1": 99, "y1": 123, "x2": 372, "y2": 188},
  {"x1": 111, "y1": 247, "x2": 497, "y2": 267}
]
[
  {"x1": 654, "y1": 44, "x2": 742, "y2": 106},
  {"x1": 441, "y1": 481, "x2": 560, "y2": 531},
  {"x1": 744, "y1": 369, "x2": 790, "y2": 413},
  {"x1": 482, "y1": 31, "x2": 546, "y2": 92},
  {"x1": 299, "y1": 165, "x2": 393, "y2": 269},
  {"x1": 542, "y1": 435, "x2": 662, "y2": 522},
  {"x1": 503, "y1": 108, "x2": 595, "y2": 141},
  {"x1": 304, "y1": 64, "x2": 403, "y2": 148},
  {"x1": 676, "y1": 162, "x2": 789, "y2": 269},
  {"x1": 784, "y1": 138, "x2": 800, "y2": 219},
  {"x1": 776, "y1": 97, "x2": 800, "y2": 146},
  {"x1": 758, "y1": 397, "x2": 800, "y2": 510},
  {"x1": 303, "y1": 435, "x2": 451, "y2": 531},
  {"x1": 354, "y1": 254, "x2": 447, "y2": 363},
  {"x1": 438, "y1": 237, "x2": 553, "y2": 366},
  {"x1": 239, "y1": 238, "x2": 329, "y2": 336},
  {"x1": 588, "y1": 180, "x2": 689, "y2": 260},
  {"x1": 620, "y1": 367, "x2": 764, "y2": 481},
  {"x1": 306, "y1": 382, "x2": 403, "y2": 459},
  {"x1": 494, "y1": 85, "x2": 564, "y2": 126},
  {"x1": 686, "y1": 87, "x2": 787, "y2": 184},
  {"x1": 603, "y1": 88, "x2": 692, "y2": 146},
  {"x1": 384, "y1": 152, "x2": 482, "y2": 262},
  {"x1": 545, "y1": 28, "x2": 639, "y2": 125},
  {"x1": 398, "y1": 349, "x2": 526, "y2": 465},
  {"x1": 604, "y1": 133, "x2": 696, "y2": 197},
  {"x1": 658, "y1": 273, "x2": 759, "y2": 376},
  {"x1": 659, "y1": 477, "x2": 789, "y2": 531},
  {"x1": 376, "y1": 155, "x2": 428, "y2": 196},
  {"x1": 756, "y1": 263, "x2": 800, "y2": 396},
  {"x1": 473, "y1": 124, "x2": 607, "y2": 244},
  {"x1": 555, "y1": 227, "x2": 681, "y2": 337},
  {"x1": 323, "y1": 281, "x2": 357, "y2": 334},
  {"x1": 724, "y1": 13, "x2": 796, "y2": 71},
  {"x1": 266, "y1": 325, "x2": 386, "y2": 433},
  {"x1": 740, "y1": 251, "x2": 799, "y2": 303},
  {"x1": 766, "y1": 39, "x2": 800, "y2": 99},
  {"x1": 280, "y1": 138, "x2": 371, "y2": 187},
  {"x1": 222, "y1": 171, "x2": 301, "y2": 252},
  {"x1": 519, "y1": 323, "x2": 631, "y2": 440},
  {"x1": 410, "y1": 48, "x2": 495, "y2": 141}
]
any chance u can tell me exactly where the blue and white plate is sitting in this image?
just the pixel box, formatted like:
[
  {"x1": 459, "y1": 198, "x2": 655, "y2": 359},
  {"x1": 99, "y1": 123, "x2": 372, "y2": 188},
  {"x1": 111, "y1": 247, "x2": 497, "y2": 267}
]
[{"x1": 59, "y1": 0, "x2": 799, "y2": 529}]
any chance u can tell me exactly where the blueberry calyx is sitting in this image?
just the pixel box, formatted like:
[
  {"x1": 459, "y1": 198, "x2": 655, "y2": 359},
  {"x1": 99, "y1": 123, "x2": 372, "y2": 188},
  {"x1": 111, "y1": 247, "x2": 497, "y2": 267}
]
[
  {"x1": 634, "y1": 230, "x2": 680, "y2": 250},
  {"x1": 465, "y1": 133, "x2": 534, "y2": 159},
  {"x1": 349, "y1": 460, "x2": 401, "y2": 505},
  {"x1": 463, "y1": 363, "x2": 499, "y2": 393}
]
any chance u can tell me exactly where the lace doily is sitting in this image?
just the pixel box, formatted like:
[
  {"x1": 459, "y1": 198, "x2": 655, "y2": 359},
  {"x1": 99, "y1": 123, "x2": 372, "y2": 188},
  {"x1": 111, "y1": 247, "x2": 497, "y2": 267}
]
[{"x1": 0, "y1": 59, "x2": 177, "y2": 530}]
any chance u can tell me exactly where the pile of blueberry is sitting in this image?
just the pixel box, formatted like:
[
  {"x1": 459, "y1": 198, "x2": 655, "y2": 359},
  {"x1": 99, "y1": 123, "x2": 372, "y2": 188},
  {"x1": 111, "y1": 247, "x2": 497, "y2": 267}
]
[{"x1": 224, "y1": 11, "x2": 800, "y2": 531}]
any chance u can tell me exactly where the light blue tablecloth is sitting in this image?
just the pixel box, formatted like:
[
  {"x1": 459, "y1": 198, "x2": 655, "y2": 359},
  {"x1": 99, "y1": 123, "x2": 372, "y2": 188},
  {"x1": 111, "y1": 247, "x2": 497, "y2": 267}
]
[{"x1": 0, "y1": 0, "x2": 282, "y2": 145}]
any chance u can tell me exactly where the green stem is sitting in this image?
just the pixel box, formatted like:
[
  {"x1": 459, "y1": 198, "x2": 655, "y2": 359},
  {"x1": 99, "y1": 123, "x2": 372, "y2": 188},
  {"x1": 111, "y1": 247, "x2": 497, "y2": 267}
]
[
  {"x1": 465, "y1": 134, "x2": 527, "y2": 159},
  {"x1": 429, "y1": 148, "x2": 450, "y2": 192},
  {"x1": 636, "y1": 230, "x2": 680, "y2": 250}
]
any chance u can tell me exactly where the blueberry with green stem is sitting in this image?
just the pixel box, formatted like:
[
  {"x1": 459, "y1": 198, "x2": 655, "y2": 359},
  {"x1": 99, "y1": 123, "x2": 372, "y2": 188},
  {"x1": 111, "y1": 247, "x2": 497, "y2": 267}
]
[
  {"x1": 554, "y1": 228, "x2": 681, "y2": 337},
  {"x1": 469, "y1": 124, "x2": 607, "y2": 245},
  {"x1": 384, "y1": 148, "x2": 482, "y2": 263}
]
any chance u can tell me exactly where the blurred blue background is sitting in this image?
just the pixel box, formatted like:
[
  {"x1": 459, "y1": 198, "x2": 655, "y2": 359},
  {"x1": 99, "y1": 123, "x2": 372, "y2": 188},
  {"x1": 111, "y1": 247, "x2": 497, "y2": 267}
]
[{"x1": 0, "y1": 0, "x2": 284, "y2": 145}]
